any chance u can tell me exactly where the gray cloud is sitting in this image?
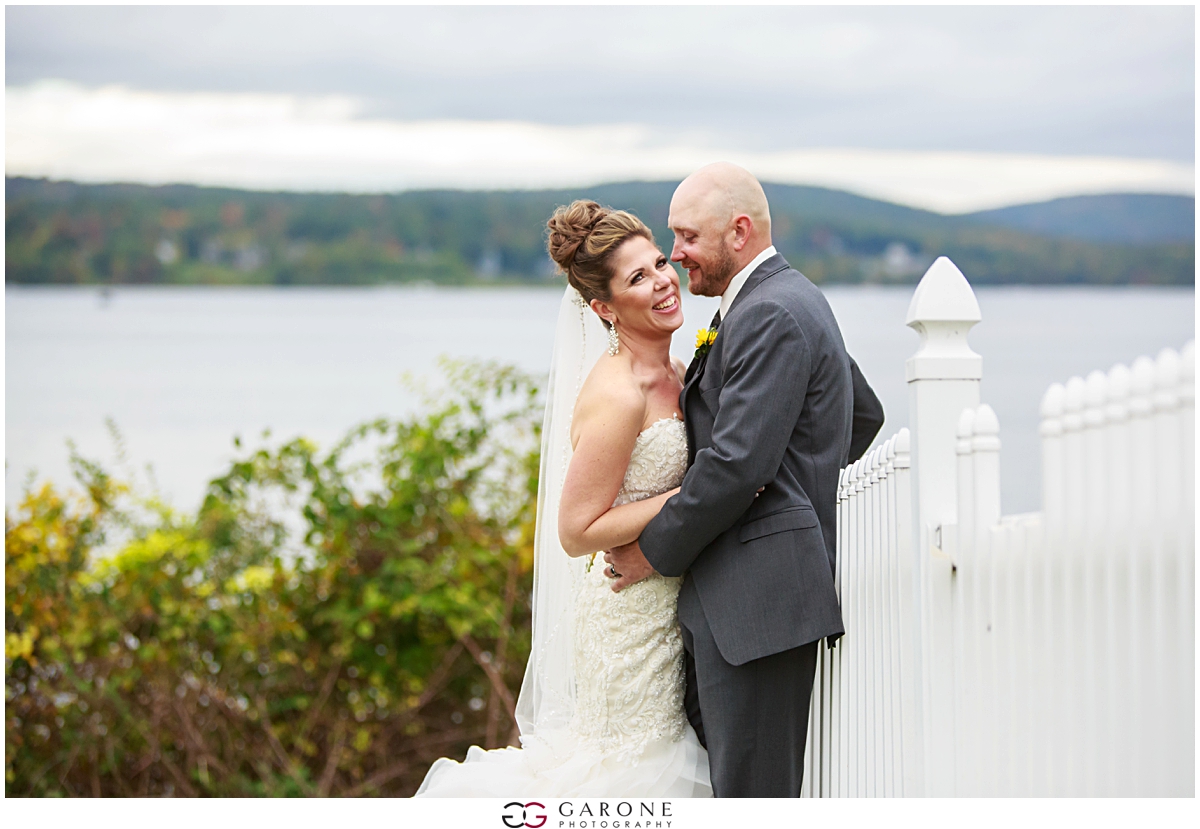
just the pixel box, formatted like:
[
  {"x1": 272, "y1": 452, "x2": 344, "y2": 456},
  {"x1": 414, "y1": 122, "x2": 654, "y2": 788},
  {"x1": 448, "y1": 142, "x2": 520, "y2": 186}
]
[{"x1": 6, "y1": 5, "x2": 1194, "y2": 160}]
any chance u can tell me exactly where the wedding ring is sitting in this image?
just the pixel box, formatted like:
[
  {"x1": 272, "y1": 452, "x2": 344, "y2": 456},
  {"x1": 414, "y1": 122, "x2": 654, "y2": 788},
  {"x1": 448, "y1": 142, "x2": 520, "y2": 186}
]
[{"x1": 609, "y1": 564, "x2": 621, "y2": 578}]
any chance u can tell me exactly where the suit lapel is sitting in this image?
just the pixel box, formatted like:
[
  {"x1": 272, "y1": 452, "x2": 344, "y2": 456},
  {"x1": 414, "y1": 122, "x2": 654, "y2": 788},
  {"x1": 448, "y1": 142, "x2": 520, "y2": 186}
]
[
  {"x1": 682, "y1": 254, "x2": 788, "y2": 390},
  {"x1": 679, "y1": 253, "x2": 791, "y2": 466},
  {"x1": 725, "y1": 253, "x2": 790, "y2": 319},
  {"x1": 684, "y1": 343, "x2": 713, "y2": 386},
  {"x1": 680, "y1": 346, "x2": 712, "y2": 466}
]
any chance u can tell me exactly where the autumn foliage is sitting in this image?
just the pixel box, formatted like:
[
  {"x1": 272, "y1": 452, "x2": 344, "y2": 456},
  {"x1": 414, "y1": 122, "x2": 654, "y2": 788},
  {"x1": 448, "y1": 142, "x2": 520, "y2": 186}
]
[{"x1": 5, "y1": 359, "x2": 541, "y2": 796}]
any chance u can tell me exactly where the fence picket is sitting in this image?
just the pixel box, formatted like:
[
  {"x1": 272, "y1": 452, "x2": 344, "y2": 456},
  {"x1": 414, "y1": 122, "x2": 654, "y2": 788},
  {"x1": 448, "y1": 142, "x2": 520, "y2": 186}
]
[
  {"x1": 1177, "y1": 342, "x2": 1196, "y2": 795},
  {"x1": 805, "y1": 257, "x2": 1193, "y2": 797}
]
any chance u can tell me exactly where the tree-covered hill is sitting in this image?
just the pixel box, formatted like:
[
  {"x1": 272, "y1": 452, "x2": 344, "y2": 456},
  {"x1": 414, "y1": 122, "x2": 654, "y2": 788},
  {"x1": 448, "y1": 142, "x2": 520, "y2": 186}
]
[
  {"x1": 5, "y1": 177, "x2": 1194, "y2": 286},
  {"x1": 964, "y1": 193, "x2": 1195, "y2": 245}
]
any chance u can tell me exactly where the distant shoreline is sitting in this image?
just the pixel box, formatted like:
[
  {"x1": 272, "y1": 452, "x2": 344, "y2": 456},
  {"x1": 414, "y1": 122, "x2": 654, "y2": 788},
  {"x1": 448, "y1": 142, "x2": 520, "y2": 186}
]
[{"x1": 7, "y1": 177, "x2": 1194, "y2": 288}]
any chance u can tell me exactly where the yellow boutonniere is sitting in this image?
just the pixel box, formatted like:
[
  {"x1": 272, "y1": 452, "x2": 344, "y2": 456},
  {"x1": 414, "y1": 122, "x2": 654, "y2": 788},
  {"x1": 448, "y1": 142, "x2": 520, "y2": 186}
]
[{"x1": 694, "y1": 327, "x2": 718, "y2": 360}]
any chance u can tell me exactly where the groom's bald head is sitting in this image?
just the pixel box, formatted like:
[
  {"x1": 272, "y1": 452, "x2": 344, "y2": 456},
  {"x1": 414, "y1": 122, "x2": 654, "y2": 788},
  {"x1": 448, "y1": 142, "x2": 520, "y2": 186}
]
[
  {"x1": 675, "y1": 163, "x2": 772, "y2": 235},
  {"x1": 668, "y1": 162, "x2": 773, "y2": 297}
]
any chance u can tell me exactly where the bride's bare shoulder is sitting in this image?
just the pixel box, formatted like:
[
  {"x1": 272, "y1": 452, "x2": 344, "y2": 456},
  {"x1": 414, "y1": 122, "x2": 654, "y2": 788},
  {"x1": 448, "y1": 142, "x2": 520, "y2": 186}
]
[{"x1": 571, "y1": 357, "x2": 646, "y2": 446}]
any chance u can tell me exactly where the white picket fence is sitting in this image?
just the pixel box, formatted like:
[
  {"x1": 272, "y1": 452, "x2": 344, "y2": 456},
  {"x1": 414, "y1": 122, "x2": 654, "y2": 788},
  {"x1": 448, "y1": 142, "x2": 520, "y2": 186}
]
[{"x1": 801, "y1": 257, "x2": 1195, "y2": 797}]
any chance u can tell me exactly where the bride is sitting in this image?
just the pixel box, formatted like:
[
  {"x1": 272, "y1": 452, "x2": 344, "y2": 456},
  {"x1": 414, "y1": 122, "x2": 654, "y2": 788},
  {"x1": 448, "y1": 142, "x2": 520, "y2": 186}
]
[{"x1": 414, "y1": 200, "x2": 712, "y2": 797}]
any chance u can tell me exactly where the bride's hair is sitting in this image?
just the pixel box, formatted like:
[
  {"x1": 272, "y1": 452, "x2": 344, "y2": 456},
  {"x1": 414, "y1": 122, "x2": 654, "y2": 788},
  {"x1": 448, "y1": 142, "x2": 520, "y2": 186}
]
[{"x1": 546, "y1": 200, "x2": 655, "y2": 311}]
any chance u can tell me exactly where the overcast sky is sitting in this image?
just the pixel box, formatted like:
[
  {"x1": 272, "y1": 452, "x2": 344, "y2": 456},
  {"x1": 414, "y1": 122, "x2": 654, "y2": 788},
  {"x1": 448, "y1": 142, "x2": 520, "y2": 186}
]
[{"x1": 5, "y1": 4, "x2": 1195, "y2": 212}]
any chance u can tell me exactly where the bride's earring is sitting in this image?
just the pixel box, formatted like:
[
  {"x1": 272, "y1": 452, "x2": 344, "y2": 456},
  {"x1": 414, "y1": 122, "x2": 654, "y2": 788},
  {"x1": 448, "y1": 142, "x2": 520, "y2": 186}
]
[{"x1": 607, "y1": 323, "x2": 620, "y2": 356}]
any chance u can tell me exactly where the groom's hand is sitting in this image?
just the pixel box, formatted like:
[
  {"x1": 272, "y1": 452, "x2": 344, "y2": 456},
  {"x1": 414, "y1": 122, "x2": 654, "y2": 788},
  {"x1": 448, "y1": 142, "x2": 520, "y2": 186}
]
[{"x1": 603, "y1": 541, "x2": 656, "y2": 593}]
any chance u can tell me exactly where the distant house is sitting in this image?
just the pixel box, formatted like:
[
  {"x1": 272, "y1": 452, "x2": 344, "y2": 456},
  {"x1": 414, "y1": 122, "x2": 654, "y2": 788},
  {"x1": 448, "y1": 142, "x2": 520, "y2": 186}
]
[
  {"x1": 155, "y1": 239, "x2": 179, "y2": 265},
  {"x1": 476, "y1": 248, "x2": 502, "y2": 279}
]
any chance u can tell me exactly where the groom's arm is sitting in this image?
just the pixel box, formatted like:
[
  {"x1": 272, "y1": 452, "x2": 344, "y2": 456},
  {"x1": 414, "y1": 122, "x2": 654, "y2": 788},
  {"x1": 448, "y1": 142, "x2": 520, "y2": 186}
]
[
  {"x1": 848, "y1": 356, "x2": 884, "y2": 463},
  {"x1": 639, "y1": 300, "x2": 811, "y2": 577}
]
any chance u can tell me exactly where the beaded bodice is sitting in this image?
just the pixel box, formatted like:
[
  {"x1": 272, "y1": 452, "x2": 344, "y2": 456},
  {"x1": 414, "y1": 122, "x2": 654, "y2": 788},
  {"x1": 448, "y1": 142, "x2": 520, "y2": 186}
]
[{"x1": 570, "y1": 416, "x2": 689, "y2": 760}]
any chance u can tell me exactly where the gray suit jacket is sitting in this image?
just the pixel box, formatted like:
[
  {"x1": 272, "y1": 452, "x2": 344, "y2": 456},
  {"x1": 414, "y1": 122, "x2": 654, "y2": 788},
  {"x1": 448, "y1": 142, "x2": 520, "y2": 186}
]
[{"x1": 640, "y1": 253, "x2": 860, "y2": 666}]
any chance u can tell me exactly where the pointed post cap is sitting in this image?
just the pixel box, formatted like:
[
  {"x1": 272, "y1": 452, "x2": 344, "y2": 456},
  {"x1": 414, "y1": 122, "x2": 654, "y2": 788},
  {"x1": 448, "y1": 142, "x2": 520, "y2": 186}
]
[
  {"x1": 905, "y1": 256, "x2": 983, "y2": 381},
  {"x1": 906, "y1": 256, "x2": 982, "y2": 327}
]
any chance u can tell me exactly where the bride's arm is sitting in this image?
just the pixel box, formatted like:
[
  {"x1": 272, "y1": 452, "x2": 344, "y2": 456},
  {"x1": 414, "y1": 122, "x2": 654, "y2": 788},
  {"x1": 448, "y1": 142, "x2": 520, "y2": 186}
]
[
  {"x1": 560, "y1": 487, "x2": 681, "y2": 556},
  {"x1": 557, "y1": 383, "x2": 679, "y2": 556}
]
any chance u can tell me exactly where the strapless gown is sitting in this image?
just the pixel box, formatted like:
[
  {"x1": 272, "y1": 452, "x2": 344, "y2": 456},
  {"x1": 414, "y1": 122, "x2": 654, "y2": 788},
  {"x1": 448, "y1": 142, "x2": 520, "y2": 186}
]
[{"x1": 414, "y1": 417, "x2": 712, "y2": 797}]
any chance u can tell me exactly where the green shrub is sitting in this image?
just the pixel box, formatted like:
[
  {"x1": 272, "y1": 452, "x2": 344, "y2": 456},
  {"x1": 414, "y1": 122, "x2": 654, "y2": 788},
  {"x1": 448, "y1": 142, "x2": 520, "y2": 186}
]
[{"x1": 6, "y1": 358, "x2": 541, "y2": 796}]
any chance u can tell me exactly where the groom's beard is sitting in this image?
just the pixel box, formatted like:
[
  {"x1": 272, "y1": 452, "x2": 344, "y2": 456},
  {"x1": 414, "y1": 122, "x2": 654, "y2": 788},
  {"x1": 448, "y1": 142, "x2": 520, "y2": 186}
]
[{"x1": 684, "y1": 242, "x2": 738, "y2": 297}]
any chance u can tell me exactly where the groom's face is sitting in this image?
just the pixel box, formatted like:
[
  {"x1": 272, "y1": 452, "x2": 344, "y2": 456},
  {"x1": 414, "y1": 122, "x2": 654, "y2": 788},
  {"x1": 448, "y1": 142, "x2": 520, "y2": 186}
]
[{"x1": 668, "y1": 196, "x2": 737, "y2": 298}]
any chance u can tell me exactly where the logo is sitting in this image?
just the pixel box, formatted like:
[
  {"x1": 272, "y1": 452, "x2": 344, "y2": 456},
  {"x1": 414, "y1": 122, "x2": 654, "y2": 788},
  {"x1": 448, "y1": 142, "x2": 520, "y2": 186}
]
[{"x1": 502, "y1": 802, "x2": 547, "y2": 829}]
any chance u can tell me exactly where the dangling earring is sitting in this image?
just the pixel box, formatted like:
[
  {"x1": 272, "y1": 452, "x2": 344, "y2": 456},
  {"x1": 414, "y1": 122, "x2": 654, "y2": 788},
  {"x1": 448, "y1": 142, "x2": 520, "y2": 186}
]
[{"x1": 607, "y1": 323, "x2": 620, "y2": 356}]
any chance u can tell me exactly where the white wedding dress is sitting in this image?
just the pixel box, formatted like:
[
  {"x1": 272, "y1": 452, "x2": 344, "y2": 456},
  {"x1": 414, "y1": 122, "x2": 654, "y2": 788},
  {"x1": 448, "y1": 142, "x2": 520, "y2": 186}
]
[{"x1": 415, "y1": 416, "x2": 712, "y2": 797}]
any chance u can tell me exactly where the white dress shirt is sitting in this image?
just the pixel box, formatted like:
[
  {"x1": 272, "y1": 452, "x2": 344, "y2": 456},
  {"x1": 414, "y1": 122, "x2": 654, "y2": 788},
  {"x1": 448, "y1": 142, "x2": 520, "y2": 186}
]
[{"x1": 719, "y1": 245, "x2": 778, "y2": 320}]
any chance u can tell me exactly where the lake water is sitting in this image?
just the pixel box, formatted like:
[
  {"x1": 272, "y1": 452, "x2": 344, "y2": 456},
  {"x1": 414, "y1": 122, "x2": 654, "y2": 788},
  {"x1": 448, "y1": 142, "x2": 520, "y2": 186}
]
[{"x1": 5, "y1": 284, "x2": 1194, "y2": 516}]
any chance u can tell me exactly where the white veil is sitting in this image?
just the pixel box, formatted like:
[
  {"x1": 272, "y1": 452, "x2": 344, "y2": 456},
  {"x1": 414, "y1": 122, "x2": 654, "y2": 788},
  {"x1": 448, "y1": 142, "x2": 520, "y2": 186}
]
[{"x1": 514, "y1": 286, "x2": 608, "y2": 739}]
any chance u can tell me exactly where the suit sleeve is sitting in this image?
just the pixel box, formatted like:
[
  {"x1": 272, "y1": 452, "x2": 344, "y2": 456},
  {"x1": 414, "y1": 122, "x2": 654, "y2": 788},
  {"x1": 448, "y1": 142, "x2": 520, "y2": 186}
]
[
  {"x1": 640, "y1": 300, "x2": 810, "y2": 577},
  {"x1": 848, "y1": 356, "x2": 884, "y2": 463}
]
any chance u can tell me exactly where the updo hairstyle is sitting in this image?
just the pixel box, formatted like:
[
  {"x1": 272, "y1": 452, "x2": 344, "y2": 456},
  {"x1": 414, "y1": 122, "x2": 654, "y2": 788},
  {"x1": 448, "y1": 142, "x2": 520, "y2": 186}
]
[{"x1": 545, "y1": 200, "x2": 655, "y2": 322}]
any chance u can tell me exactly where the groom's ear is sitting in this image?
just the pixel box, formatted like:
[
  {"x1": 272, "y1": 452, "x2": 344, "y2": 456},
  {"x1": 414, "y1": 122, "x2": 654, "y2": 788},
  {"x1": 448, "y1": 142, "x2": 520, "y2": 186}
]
[{"x1": 730, "y1": 214, "x2": 753, "y2": 252}]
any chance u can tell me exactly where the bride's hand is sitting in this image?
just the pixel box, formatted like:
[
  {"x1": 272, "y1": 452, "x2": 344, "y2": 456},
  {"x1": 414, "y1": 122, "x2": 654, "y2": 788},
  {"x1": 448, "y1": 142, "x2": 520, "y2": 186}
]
[
  {"x1": 603, "y1": 541, "x2": 656, "y2": 592},
  {"x1": 601, "y1": 489, "x2": 761, "y2": 591}
]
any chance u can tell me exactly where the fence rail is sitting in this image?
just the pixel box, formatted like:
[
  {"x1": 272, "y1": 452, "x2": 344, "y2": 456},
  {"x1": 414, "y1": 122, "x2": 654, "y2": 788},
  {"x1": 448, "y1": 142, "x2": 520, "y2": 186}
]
[{"x1": 801, "y1": 257, "x2": 1195, "y2": 797}]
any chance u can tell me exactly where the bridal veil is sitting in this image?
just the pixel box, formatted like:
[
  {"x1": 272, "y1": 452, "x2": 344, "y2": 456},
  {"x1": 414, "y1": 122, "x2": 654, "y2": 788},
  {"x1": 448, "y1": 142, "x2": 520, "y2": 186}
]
[{"x1": 514, "y1": 286, "x2": 608, "y2": 738}]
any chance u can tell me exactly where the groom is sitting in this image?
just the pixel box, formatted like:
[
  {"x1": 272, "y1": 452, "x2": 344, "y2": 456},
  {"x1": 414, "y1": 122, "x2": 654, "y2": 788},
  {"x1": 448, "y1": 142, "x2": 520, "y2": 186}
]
[{"x1": 605, "y1": 162, "x2": 882, "y2": 797}]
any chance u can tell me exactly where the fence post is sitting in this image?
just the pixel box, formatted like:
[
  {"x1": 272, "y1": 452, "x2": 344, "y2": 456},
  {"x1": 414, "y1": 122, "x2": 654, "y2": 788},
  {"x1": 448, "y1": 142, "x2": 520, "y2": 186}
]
[{"x1": 905, "y1": 256, "x2": 982, "y2": 796}]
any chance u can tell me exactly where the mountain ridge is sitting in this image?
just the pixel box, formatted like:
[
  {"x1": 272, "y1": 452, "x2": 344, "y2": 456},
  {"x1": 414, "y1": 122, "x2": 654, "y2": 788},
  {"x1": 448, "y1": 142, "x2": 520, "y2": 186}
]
[
  {"x1": 963, "y1": 193, "x2": 1194, "y2": 244},
  {"x1": 5, "y1": 176, "x2": 1194, "y2": 286}
]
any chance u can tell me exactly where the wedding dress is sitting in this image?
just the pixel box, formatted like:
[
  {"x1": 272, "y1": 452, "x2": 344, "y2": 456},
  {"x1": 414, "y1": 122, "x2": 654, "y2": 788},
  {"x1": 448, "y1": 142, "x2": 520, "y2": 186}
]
[{"x1": 414, "y1": 290, "x2": 711, "y2": 798}]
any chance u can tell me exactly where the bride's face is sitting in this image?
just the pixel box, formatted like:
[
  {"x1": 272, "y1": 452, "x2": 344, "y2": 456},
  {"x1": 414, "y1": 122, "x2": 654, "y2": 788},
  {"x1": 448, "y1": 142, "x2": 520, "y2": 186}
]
[{"x1": 593, "y1": 235, "x2": 684, "y2": 338}]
